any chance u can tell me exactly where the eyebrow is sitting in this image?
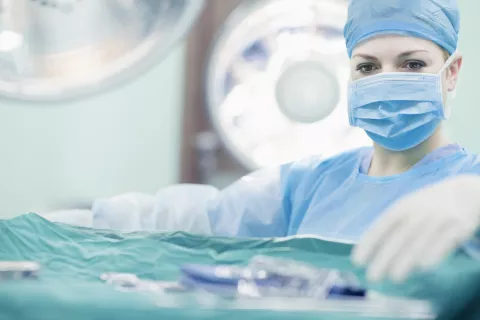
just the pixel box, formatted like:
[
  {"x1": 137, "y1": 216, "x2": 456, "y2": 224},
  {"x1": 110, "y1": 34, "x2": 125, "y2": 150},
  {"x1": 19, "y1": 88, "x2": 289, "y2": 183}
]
[
  {"x1": 398, "y1": 50, "x2": 429, "y2": 58},
  {"x1": 352, "y1": 50, "x2": 430, "y2": 60},
  {"x1": 351, "y1": 53, "x2": 378, "y2": 60}
]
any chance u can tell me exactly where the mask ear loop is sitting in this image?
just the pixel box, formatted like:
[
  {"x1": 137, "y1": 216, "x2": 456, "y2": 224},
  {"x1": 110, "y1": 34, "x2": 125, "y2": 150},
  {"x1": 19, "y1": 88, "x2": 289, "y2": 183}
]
[{"x1": 439, "y1": 50, "x2": 460, "y2": 119}]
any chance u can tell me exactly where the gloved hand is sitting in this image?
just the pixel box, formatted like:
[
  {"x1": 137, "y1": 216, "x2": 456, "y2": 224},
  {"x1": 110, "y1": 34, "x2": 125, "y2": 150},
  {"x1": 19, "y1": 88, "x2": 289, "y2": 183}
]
[
  {"x1": 92, "y1": 192, "x2": 156, "y2": 231},
  {"x1": 92, "y1": 184, "x2": 219, "y2": 234},
  {"x1": 352, "y1": 175, "x2": 480, "y2": 283}
]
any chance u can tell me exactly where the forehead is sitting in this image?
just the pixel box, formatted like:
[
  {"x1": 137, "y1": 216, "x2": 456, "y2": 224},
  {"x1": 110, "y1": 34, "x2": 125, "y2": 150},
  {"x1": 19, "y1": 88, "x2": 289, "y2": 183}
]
[{"x1": 351, "y1": 35, "x2": 443, "y2": 58}]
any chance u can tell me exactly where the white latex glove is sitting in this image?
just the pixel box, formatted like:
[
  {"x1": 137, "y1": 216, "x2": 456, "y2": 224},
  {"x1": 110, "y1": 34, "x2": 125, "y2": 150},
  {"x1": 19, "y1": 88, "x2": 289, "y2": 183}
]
[
  {"x1": 352, "y1": 174, "x2": 480, "y2": 283},
  {"x1": 92, "y1": 193, "x2": 156, "y2": 231},
  {"x1": 92, "y1": 185, "x2": 219, "y2": 234},
  {"x1": 151, "y1": 184, "x2": 219, "y2": 235}
]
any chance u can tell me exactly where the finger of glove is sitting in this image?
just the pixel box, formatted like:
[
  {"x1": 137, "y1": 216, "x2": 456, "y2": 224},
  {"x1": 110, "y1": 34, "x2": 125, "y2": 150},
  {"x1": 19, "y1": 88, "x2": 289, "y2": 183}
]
[
  {"x1": 389, "y1": 218, "x2": 447, "y2": 283},
  {"x1": 365, "y1": 214, "x2": 427, "y2": 283},
  {"x1": 419, "y1": 225, "x2": 470, "y2": 270}
]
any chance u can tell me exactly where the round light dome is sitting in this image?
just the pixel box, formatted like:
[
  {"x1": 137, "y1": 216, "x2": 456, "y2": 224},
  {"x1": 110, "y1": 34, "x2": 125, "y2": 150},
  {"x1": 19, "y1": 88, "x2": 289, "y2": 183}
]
[
  {"x1": 206, "y1": 0, "x2": 371, "y2": 170},
  {"x1": 275, "y1": 59, "x2": 340, "y2": 123},
  {"x1": 0, "y1": 0, "x2": 205, "y2": 101}
]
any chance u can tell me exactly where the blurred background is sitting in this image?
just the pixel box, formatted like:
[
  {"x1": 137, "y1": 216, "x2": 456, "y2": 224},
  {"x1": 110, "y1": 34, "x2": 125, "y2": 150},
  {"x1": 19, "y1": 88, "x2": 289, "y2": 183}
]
[{"x1": 0, "y1": 0, "x2": 477, "y2": 218}]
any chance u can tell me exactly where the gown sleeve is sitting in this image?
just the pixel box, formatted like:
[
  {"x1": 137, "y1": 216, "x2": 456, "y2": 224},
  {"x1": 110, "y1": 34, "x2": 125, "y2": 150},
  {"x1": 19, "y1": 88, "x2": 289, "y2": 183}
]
[{"x1": 207, "y1": 165, "x2": 292, "y2": 237}]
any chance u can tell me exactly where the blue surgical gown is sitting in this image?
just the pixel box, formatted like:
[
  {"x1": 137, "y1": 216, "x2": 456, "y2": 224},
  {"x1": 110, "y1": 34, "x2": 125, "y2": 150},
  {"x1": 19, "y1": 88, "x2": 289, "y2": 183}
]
[{"x1": 208, "y1": 144, "x2": 480, "y2": 244}]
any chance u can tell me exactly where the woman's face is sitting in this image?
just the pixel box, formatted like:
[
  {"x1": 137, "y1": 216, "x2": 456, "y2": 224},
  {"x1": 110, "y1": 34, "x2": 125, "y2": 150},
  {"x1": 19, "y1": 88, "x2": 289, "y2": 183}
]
[{"x1": 350, "y1": 35, "x2": 462, "y2": 101}]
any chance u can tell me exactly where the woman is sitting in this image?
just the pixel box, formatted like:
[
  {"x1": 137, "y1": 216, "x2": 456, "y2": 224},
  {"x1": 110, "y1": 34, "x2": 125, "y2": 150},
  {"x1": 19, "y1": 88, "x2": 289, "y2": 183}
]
[
  {"x1": 94, "y1": 0, "x2": 480, "y2": 283},
  {"x1": 207, "y1": 0, "x2": 480, "y2": 279}
]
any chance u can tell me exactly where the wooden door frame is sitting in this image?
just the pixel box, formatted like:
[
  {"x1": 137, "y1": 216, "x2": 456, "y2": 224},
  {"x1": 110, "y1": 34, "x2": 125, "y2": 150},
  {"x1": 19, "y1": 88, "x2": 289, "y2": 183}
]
[{"x1": 180, "y1": 0, "x2": 244, "y2": 183}]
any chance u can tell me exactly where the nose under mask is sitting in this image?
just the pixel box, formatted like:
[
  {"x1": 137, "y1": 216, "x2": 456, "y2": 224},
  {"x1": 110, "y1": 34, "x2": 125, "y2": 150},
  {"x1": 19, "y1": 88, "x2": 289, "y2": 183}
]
[{"x1": 347, "y1": 53, "x2": 457, "y2": 151}]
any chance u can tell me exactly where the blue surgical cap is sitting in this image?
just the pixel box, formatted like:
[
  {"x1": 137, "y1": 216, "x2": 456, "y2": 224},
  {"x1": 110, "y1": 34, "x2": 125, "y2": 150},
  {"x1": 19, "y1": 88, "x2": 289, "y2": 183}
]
[{"x1": 344, "y1": 0, "x2": 460, "y2": 57}]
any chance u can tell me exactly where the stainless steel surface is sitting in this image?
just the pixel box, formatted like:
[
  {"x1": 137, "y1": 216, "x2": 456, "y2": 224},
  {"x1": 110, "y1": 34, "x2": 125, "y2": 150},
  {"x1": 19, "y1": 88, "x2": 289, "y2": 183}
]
[
  {"x1": 0, "y1": 0, "x2": 204, "y2": 101},
  {"x1": 206, "y1": 0, "x2": 371, "y2": 170}
]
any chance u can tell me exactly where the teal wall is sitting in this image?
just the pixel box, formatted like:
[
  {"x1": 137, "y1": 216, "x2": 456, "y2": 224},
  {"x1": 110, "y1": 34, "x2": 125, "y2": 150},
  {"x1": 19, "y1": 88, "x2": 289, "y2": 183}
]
[
  {"x1": 445, "y1": 0, "x2": 480, "y2": 150},
  {"x1": 0, "y1": 44, "x2": 186, "y2": 217}
]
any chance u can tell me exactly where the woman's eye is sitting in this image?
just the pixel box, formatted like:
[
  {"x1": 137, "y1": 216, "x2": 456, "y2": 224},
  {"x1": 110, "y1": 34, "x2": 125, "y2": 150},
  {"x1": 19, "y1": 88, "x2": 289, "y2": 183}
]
[
  {"x1": 404, "y1": 60, "x2": 426, "y2": 71},
  {"x1": 357, "y1": 63, "x2": 378, "y2": 74}
]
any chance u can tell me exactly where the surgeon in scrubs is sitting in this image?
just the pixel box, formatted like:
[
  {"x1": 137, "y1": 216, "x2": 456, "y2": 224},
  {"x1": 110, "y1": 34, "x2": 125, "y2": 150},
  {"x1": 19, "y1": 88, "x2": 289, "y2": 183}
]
[
  {"x1": 94, "y1": 0, "x2": 480, "y2": 284},
  {"x1": 207, "y1": 0, "x2": 480, "y2": 281}
]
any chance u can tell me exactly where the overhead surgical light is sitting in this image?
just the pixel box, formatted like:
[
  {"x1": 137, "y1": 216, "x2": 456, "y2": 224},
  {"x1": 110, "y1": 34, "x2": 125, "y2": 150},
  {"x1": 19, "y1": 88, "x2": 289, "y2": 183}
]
[
  {"x1": 0, "y1": 30, "x2": 23, "y2": 52},
  {"x1": 0, "y1": 0, "x2": 204, "y2": 101},
  {"x1": 206, "y1": 0, "x2": 371, "y2": 170}
]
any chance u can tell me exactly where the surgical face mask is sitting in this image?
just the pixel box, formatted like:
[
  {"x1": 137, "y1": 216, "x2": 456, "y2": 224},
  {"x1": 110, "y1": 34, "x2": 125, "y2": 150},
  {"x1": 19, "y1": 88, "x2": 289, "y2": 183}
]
[{"x1": 348, "y1": 53, "x2": 458, "y2": 151}]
